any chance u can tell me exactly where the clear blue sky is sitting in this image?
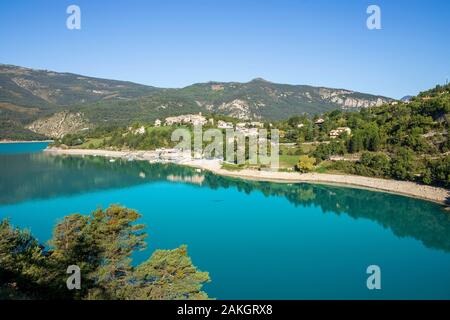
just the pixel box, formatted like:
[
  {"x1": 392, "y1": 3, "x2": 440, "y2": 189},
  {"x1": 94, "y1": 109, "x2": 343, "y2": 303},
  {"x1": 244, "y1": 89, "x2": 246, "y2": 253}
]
[{"x1": 1, "y1": 0, "x2": 449, "y2": 98}]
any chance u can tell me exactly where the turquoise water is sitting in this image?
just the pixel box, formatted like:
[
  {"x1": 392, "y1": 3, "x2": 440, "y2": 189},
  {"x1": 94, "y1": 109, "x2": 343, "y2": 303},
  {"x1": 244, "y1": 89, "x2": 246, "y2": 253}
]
[
  {"x1": 0, "y1": 143, "x2": 450, "y2": 299},
  {"x1": 0, "y1": 142, "x2": 50, "y2": 154}
]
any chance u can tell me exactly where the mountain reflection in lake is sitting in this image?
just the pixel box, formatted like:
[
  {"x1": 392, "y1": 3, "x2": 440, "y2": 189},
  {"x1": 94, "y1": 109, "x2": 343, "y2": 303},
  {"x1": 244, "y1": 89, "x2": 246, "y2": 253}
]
[{"x1": 1, "y1": 152, "x2": 449, "y2": 253}]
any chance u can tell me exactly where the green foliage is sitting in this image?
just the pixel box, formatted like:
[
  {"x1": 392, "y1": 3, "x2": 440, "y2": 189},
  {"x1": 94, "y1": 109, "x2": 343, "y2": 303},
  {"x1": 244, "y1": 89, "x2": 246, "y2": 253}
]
[
  {"x1": 19, "y1": 79, "x2": 449, "y2": 188},
  {"x1": 0, "y1": 219, "x2": 50, "y2": 299},
  {"x1": 60, "y1": 134, "x2": 85, "y2": 146},
  {"x1": 422, "y1": 155, "x2": 450, "y2": 187},
  {"x1": 56, "y1": 125, "x2": 181, "y2": 151},
  {"x1": 348, "y1": 130, "x2": 364, "y2": 153},
  {"x1": 221, "y1": 162, "x2": 245, "y2": 171},
  {"x1": 295, "y1": 155, "x2": 315, "y2": 173},
  {"x1": 132, "y1": 246, "x2": 210, "y2": 300},
  {"x1": 271, "y1": 85, "x2": 450, "y2": 187},
  {"x1": 1, "y1": 65, "x2": 391, "y2": 138},
  {"x1": 327, "y1": 152, "x2": 390, "y2": 178},
  {"x1": 312, "y1": 141, "x2": 346, "y2": 161},
  {"x1": 0, "y1": 119, "x2": 48, "y2": 141},
  {"x1": 390, "y1": 147, "x2": 416, "y2": 181},
  {"x1": 353, "y1": 152, "x2": 390, "y2": 177},
  {"x1": 0, "y1": 206, "x2": 210, "y2": 300}
]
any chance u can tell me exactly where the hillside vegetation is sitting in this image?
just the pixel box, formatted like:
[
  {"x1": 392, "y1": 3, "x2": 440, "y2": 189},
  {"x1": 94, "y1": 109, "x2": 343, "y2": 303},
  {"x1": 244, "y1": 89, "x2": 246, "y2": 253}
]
[
  {"x1": 79, "y1": 78, "x2": 392, "y2": 125},
  {"x1": 275, "y1": 84, "x2": 450, "y2": 187},
  {"x1": 58, "y1": 84, "x2": 450, "y2": 188},
  {"x1": 0, "y1": 64, "x2": 157, "y2": 139},
  {"x1": 0, "y1": 64, "x2": 391, "y2": 138}
]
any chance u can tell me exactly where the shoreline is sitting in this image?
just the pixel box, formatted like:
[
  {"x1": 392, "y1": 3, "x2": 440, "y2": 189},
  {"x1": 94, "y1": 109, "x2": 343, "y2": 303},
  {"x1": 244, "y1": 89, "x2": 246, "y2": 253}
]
[{"x1": 44, "y1": 147, "x2": 449, "y2": 206}]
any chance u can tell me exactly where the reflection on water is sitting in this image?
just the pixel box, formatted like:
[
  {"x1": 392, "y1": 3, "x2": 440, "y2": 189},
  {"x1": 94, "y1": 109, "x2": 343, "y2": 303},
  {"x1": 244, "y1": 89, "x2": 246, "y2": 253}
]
[{"x1": 1, "y1": 152, "x2": 450, "y2": 253}]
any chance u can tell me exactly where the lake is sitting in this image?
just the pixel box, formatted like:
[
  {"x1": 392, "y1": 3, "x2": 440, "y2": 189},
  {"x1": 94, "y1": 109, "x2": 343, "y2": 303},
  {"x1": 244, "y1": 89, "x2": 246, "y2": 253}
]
[{"x1": 0, "y1": 142, "x2": 449, "y2": 299}]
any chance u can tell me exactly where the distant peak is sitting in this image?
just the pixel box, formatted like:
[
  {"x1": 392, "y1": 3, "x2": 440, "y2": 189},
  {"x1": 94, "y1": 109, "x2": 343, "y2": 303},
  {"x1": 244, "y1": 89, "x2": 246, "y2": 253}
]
[
  {"x1": 401, "y1": 95, "x2": 413, "y2": 102},
  {"x1": 250, "y1": 77, "x2": 271, "y2": 83}
]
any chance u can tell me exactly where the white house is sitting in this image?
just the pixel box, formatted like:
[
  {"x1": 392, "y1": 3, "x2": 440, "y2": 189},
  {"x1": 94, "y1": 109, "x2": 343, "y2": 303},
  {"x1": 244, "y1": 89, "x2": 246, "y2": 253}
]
[
  {"x1": 329, "y1": 127, "x2": 351, "y2": 139},
  {"x1": 217, "y1": 120, "x2": 234, "y2": 129},
  {"x1": 165, "y1": 113, "x2": 207, "y2": 126},
  {"x1": 250, "y1": 121, "x2": 264, "y2": 128},
  {"x1": 315, "y1": 118, "x2": 325, "y2": 125},
  {"x1": 154, "y1": 119, "x2": 162, "y2": 127},
  {"x1": 130, "y1": 126, "x2": 146, "y2": 135}
]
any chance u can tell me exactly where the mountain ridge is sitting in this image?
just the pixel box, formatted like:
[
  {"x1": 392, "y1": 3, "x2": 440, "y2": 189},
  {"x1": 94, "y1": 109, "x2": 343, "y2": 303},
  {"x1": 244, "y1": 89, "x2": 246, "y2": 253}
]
[{"x1": 0, "y1": 64, "x2": 394, "y2": 139}]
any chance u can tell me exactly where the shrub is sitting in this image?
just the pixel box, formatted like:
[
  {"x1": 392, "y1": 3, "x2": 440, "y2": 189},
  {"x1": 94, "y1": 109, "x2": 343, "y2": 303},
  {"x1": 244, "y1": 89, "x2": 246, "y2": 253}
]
[{"x1": 295, "y1": 155, "x2": 316, "y2": 173}]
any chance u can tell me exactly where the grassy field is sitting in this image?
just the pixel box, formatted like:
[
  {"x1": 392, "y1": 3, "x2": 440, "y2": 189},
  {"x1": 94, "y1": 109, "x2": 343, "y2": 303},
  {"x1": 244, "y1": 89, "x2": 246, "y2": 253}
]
[
  {"x1": 279, "y1": 155, "x2": 299, "y2": 168},
  {"x1": 78, "y1": 138, "x2": 106, "y2": 149},
  {"x1": 221, "y1": 162, "x2": 246, "y2": 171},
  {"x1": 299, "y1": 143, "x2": 317, "y2": 153}
]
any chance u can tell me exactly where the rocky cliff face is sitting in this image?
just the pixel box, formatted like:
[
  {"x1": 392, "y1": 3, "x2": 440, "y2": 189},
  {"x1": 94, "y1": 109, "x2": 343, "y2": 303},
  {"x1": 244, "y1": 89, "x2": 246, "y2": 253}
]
[
  {"x1": 315, "y1": 88, "x2": 387, "y2": 108},
  {"x1": 213, "y1": 99, "x2": 253, "y2": 120},
  {"x1": 26, "y1": 111, "x2": 89, "y2": 138},
  {"x1": 328, "y1": 95, "x2": 386, "y2": 109},
  {"x1": 159, "y1": 85, "x2": 392, "y2": 121},
  {"x1": 171, "y1": 79, "x2": 393, "y2": 121}
]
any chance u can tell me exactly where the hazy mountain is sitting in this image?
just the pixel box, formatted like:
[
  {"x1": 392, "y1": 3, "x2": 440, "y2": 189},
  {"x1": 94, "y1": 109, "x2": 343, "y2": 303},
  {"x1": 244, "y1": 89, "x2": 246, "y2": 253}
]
[
  {"x1": 401, "y1": 95, "x2": 414, "y2": 102},
  {"x1": 77, "y1": 78, "x2": 392, "y2": 127},
  {"x1": 0, "y1": 64, "x2": 158, "y2": 139},
  {"x1": 0, "y1": 64, "x2": 157, "y2": 113},
  {"x1": 0, "y1": 64, "x2": 393, "y2": 139}
]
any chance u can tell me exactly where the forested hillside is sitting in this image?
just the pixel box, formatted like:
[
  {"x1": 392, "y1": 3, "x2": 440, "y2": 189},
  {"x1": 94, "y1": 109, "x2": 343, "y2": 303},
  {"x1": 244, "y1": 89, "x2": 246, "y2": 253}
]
[
  {"x1": 59, "y1": 84, "x2": 449, "y2": 188},
  {"x1": 0, "y1": 64, "x2": 158, "y2": 139},
  {"x1": 276, "y1": 84, "x2": 450, "y2": 187},
  {"x1": 0, "y1": 64, "x2": 392, "y2": 139}
]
